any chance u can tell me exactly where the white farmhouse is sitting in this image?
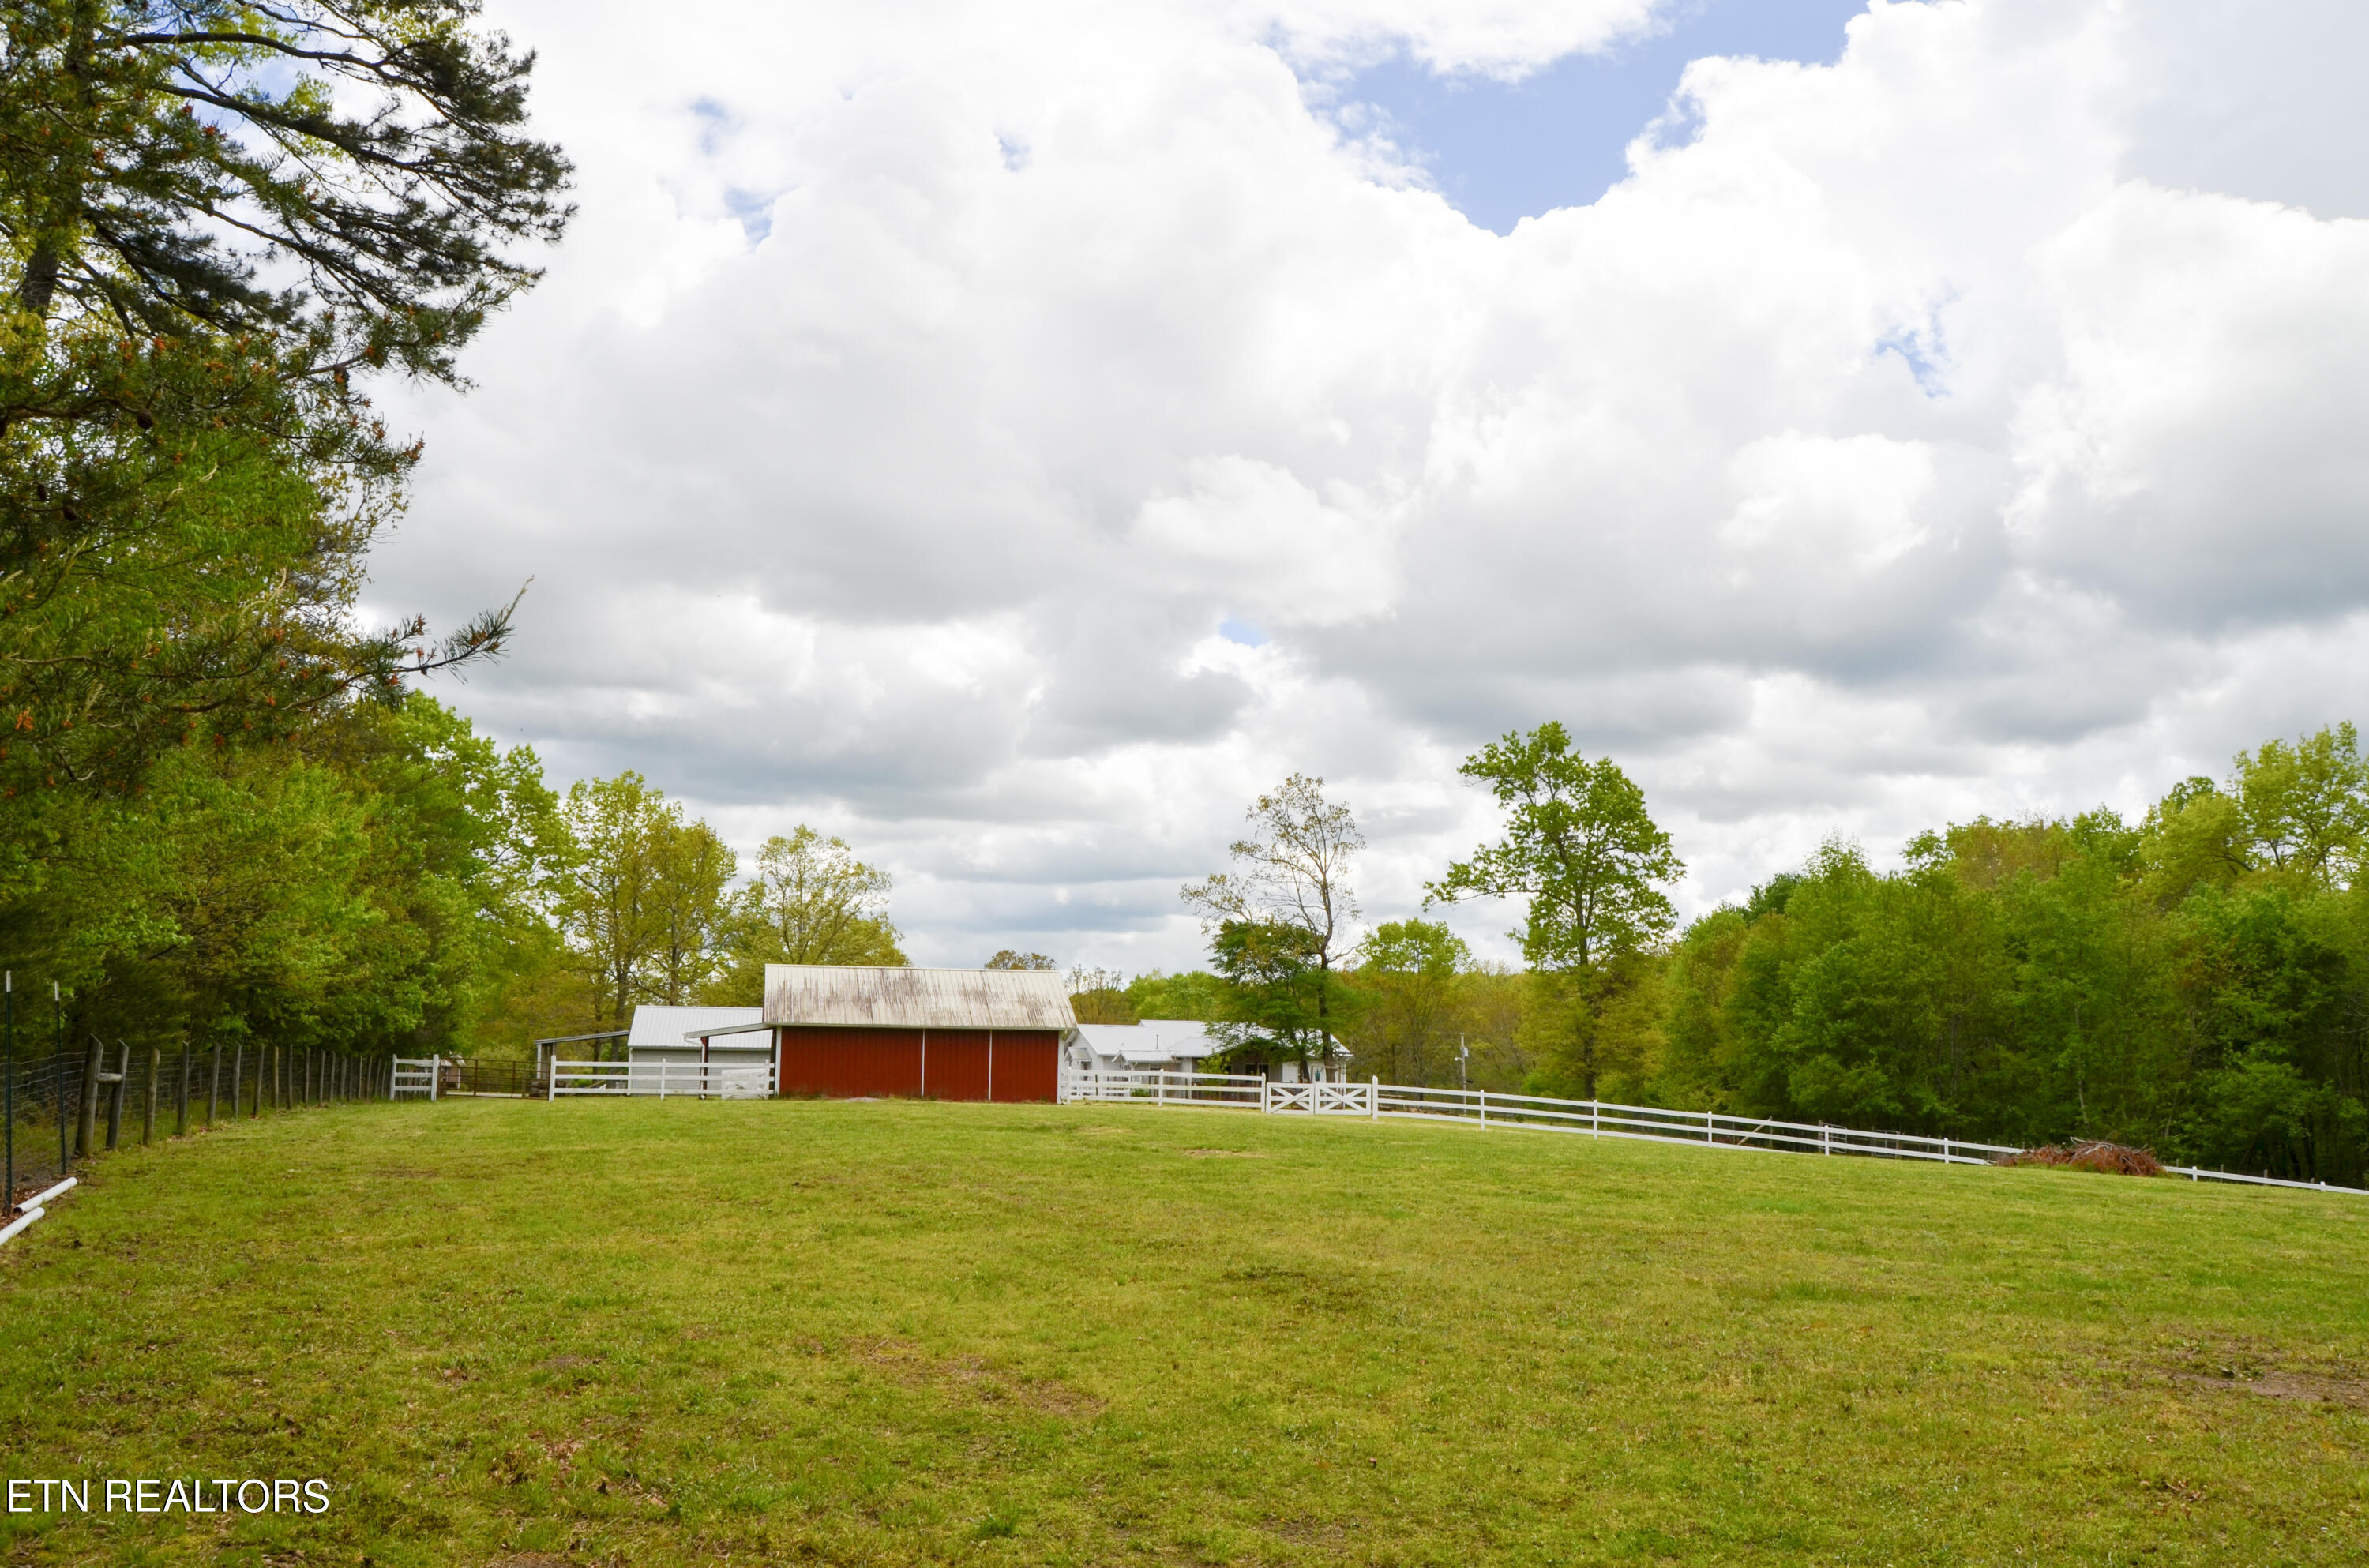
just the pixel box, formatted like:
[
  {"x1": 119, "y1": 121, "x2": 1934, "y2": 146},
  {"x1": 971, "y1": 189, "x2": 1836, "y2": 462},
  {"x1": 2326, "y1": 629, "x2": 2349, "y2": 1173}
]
[{"x1": 1062, "y1": 1019, "x2": 1351, "y2": 1082}]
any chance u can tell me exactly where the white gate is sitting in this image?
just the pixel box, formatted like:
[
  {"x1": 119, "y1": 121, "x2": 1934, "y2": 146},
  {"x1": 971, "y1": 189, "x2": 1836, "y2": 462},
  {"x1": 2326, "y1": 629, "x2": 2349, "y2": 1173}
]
[
  {"x1": 1264, "y1": 1079, "x2": 1376, "y2": 1116},
  {"x1": 390, "y1": 1056, "x2": 440, "y2": 1101}
]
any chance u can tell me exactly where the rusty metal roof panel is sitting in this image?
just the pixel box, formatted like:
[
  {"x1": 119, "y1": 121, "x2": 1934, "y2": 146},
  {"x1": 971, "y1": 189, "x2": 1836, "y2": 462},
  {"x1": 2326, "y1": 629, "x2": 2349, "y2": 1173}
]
[{"x1": 764, "y1": 966, "x2": 1078, "y2": 1030}]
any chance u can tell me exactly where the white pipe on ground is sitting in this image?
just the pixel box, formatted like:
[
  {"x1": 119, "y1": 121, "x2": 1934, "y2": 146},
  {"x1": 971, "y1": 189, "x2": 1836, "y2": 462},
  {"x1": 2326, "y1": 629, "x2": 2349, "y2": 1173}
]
[{"x1": 0, "y1": 1206, "x2": 47, "y2": 1247}]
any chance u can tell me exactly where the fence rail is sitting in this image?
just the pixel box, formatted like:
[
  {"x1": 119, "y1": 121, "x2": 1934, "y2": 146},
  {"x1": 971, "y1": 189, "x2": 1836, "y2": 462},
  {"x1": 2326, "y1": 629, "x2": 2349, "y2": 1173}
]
[
  {"x1": 548, "y1": 1060, "x2": 777, "y2": 1100},
  {"x1": 1057, "y1": 1068, "x2": 1266, "y2": 1108},
  {"x1": 1058, "y1": 1070, "x2": 2367, "y2": 1195}
]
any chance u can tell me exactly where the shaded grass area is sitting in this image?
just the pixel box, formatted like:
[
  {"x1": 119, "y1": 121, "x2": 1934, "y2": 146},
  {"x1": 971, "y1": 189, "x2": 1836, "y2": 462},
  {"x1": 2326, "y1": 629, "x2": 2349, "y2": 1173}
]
[{"x1": 3, "y1": 1097, "x2": 2367, "y2": 1565}]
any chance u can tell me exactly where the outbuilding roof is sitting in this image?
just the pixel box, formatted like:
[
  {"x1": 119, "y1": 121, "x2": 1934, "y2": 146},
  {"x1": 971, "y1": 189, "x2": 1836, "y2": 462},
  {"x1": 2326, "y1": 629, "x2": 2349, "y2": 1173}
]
[
  {"x1": 625, "y1": 1005, "x2": 766, "y2": 1050},
  {"x1": 764, "y1": 965, "x2": 1077, "y2": 1030},
  {"x1": 1071, "y1": 1021, "x2": 1224, "y2": 1062}
]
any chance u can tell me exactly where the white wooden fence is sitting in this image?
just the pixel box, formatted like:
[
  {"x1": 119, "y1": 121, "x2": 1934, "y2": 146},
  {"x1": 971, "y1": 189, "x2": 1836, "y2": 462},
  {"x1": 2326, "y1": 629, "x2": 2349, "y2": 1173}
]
[
  {"x1": 1059, "y1": 1070, "x2": 2367, "y2": 1195},
  {"x1": 1057, "y1": 1068, "x2": 1266, "y2": 1108},
  {"x1": 547, "y1": 1060, "x2": 776, "y2": 1100},
  {"x1": 390, "y1": 1056, "x2": 441, "y2": 1101}
]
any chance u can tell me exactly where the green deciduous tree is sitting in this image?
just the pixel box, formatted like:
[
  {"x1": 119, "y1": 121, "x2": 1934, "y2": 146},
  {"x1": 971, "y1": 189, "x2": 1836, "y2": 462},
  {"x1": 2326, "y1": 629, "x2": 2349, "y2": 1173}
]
[
  {"x1": 706, "y1": 826, "x2": 905, "y2": 1003},
  {"x1": 1347, "y1": 917, "x2": 1468, "y2": 1085},
  {"x1": 1429, "y1": 722, "x2": 1682, "y2": 1095},
  {"x1": 1182, "y1": 774, "x2": 1361, "y2": 1064}
]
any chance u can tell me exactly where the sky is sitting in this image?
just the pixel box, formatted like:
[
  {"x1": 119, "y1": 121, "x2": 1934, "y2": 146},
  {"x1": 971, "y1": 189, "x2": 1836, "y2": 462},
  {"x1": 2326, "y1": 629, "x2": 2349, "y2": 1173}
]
[{"x1": 366, "y1": 0, "x2": 2369, "y2": 972}]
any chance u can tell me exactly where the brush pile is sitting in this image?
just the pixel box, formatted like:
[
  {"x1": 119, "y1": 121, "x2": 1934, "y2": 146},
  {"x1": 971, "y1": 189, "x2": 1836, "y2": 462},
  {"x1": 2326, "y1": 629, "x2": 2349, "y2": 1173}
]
[{"x1": 1999, "y1": 1141, "x2": 2165, "y2": 1176}]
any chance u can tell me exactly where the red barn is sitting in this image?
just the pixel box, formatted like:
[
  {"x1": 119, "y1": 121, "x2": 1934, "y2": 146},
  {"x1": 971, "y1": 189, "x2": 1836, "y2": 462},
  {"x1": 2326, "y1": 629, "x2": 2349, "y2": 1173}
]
[{"x1": 760, "y1": 965, "x2": 1075, "y2": 1102}]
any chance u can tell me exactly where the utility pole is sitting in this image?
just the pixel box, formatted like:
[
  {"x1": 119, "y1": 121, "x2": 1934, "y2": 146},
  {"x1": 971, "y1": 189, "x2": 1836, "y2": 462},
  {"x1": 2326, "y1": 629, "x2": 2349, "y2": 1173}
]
[{"x1": 1459, "y1": 1033, "x2": 1469, "y2": 1093}]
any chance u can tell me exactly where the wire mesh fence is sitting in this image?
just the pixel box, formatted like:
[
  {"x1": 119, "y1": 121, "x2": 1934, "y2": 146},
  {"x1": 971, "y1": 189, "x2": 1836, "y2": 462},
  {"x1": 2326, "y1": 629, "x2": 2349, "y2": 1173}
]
[{"x1": 3, "y1": 1026, "x2": 403, "y2": 1218}]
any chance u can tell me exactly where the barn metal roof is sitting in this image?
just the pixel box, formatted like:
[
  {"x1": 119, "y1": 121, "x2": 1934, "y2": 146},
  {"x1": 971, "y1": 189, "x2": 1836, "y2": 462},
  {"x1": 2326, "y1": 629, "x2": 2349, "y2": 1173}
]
[{"x1": 764, "y1": 966, "x2": 1078, "y2": 1030}]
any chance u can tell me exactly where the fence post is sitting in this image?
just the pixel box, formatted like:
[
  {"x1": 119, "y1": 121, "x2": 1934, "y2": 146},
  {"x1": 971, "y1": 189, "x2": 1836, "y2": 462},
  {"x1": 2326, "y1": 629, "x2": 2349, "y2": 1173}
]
[
  {"x1": 1371, "y1": 1075, "x2": 1379, "y2": 1122},
  {"x1": 1591, "y1": 1097, "x2": 1599, "y2": 1139},
  {"x1": 177, "y1": 1042, "x2": 190, "y2": 1136},
  {"x1": 143, "y1": 1046, "x2": 159, "y2": 1146},
  {"x1": 77, "y1": 1034, "x2": 103, "y2": 1158},
  {"x1": 1478, "y1": 1089, "x2": 1487, "y2": 1127},
  {"x1": 107, "y1": 1043, "x2": 128, "y2": 1150}
]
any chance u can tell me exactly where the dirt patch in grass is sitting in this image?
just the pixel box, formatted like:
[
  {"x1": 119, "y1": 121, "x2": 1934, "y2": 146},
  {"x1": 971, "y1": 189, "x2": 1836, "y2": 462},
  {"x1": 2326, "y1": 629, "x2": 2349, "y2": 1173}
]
[
  {"x1": 2176, "y1": 1371, "x2": 2369, "y2": 1409},
  {"x1": 1182, "y1": 1148, "x2": 1266, "y2": 1158},
  {"x1": 843, "y1": 1335, "x2": 1103, "y2": 1418}
]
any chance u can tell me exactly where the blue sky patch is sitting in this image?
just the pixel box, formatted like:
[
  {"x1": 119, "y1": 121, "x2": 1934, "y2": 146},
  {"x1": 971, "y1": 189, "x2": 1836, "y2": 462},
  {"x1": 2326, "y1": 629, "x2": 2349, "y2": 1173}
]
[
  {"x1": 1219, "y1": 615, "x2": 1271, "y2": 647},
  {"x1": 1327, "y1": 0, "x2": 1875, "y2": 234}
]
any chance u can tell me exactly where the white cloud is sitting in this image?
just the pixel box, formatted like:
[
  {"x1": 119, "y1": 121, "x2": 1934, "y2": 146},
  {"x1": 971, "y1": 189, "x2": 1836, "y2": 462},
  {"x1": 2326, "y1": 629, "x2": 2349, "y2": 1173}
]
[{"x1": 371, "y1": 0, "x2": 2369, "y2": 968}]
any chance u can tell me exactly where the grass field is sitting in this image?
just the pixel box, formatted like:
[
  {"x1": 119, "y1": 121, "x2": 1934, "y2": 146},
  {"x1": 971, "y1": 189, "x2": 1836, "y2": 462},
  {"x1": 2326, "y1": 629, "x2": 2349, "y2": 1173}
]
[{"x1": 2, "y1": 1097, "x2": 2366, "y2": 1566}]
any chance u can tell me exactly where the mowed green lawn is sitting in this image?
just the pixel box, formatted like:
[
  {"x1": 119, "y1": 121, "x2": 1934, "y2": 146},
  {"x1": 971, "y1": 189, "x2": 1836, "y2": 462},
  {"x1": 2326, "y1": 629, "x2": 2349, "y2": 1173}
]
[{"x1": 3, "y1": 1098, "x2": 2367, "y2": 1566}]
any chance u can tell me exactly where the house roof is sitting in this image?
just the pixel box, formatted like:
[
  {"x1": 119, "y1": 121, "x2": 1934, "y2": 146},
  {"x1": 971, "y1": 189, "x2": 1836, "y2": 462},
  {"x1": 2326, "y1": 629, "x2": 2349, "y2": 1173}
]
[
  {"x1": 625, "y1": 1005, "x2": 764, "y2": 1051},
  {"x1": 1072, "y1": 1021, "x2": 1223, "y2": 1061},
  {"x1": 763, "y1": 965, "x2": 1078, "y2": 1030}
]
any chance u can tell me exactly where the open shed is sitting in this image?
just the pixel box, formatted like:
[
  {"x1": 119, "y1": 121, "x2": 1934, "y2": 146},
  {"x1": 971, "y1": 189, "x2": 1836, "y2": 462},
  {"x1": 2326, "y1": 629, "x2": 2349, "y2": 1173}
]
[
  {"x1": 763, "y1": 965, "x2": 1076, "y2": 1101},
  {"x1": 625, "y1": 1005, "x2": 766, "y2": 1067}
]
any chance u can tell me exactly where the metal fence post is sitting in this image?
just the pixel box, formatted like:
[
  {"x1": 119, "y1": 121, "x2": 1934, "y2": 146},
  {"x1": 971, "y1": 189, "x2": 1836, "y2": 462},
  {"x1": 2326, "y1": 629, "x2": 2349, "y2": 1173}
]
[
  {"x1": 177, "y1": 1041, "x2": 190, "y2": 1136},
  {"x1": 5, "y1": 972, "x2": 15, "y2": 1213},
  {"x1": 57, "y1": 988, "x2": 70, "y2": 1173},
  {"x1": 143, "y1": 1046, "x2": 159, "y2": 1146}
]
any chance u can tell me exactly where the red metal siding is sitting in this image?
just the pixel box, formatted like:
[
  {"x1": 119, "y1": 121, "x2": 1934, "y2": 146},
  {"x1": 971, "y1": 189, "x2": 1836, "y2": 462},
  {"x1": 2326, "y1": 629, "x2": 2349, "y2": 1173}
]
[
  {"x1": 987, "y1": 1031, "x2": 1058, "y2": 1102},
  {"x1": 772, "y1": 1026, "x2": 1060, "y2": 1101},
  {"x1": 922, "y1": 1030, "x2": 990, "y2": 1100},
  {"x1": 778, "y1": 1026, "x2": 922, "y2": 1097}
]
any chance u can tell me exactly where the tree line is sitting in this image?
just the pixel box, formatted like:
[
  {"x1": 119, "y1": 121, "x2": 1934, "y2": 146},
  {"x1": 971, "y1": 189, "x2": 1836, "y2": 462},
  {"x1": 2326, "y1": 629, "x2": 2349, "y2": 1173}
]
[{"x1": 1132, "y1": 724, "x2": 2369, "y2": 1185}]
